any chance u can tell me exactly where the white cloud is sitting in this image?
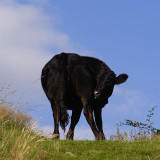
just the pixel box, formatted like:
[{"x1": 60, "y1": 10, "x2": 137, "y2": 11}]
[
  {"x1": 114, "y1": 86, "x2": 148, "y2": 114},
  {"x1": 0, "y1": 0, "x2": 91, "y2": 88},
  {"x1": 102, "y1": 86, "x2": 150, "y2": 126},
  {"x1": 0, "y1": 1, "x2": 77, "y2": 95}
]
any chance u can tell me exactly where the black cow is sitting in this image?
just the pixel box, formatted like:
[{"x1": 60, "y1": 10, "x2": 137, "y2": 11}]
[{"x1": 41, "y1": 53, "x2": 128, "y2": 140}]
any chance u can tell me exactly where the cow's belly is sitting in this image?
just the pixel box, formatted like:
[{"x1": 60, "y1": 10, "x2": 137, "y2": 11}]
[{"x1": 65, "y1": 95, "x2": 82, "y2": 110}]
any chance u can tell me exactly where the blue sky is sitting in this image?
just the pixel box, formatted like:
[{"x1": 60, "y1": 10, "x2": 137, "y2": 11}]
[{"x1": 0, "y1": 0, "x2": 159, "y2": 139}]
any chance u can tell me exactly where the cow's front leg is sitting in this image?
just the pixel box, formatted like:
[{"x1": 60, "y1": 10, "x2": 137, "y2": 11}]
[
  {"x1": 94, "y1": 109, "x2": 105, "y2": 140},
  {"x1": 83, "y1": 105, "x2": 100, "y2": 140},
  {"x1": 66, "y1": 107, "x2": 82, "y2": 140},
  {"x1": 51, "y1": 102, "x2": 60, "y2": 139}
]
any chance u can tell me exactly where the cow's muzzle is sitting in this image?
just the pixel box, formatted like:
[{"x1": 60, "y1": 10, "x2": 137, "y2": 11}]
[{"x1": 94, "y1": 91, "x2": 100, "y2": 99}]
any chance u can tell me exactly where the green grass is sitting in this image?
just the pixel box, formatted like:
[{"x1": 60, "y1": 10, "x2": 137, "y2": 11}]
[
  {"x1": 38, "y1": 140, "x2": 160, "y2": 160},
  {"x1": 1, "y1": 104, "x2": 160, "y2": 160},
  {"x1": 58, "y1": 140, "x2": 160, "y2": 160},
  {"x1": 1, "y1": 127, "x2": 160, "y2": 159}
]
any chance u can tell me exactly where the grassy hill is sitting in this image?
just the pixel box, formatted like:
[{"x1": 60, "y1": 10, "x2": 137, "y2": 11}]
[{"x1": 1, "y1": 103, "x2": 160, "y2": 160}]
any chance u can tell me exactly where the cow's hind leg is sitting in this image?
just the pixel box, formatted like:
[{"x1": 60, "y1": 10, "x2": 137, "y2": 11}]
[
  {"x1": 94, "y1": 109, "x2": 106, "y2": 140},
  {"x1": 66, "y1": 107, "x2": 82, "y2": 140},
  {"x1": 51, "y1": 102, "x2": 60, "y2": 139}
]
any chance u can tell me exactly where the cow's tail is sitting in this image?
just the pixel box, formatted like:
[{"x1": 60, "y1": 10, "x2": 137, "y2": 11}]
[
  {"x1": 59, "y1": 53, "x2": 69, "y2": 132},
  {"x1": 59, "y1": 105, "x2": 69, "y2": 132}
]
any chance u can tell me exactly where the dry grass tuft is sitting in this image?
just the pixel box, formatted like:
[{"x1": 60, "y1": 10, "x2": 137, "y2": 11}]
[{"x1": 0, "y1": 85, "x2": 61, "y2": 160}]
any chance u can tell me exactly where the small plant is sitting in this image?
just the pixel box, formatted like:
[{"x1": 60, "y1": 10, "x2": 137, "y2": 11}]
[{"x1": 119, "y1": 106, "x2": 159, "y2": 140}]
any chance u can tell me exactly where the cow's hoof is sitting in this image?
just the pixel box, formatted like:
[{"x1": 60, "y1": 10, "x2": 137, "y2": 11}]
[
  {"x1": 96, "y1": 133, "x2": 106, "y2": 140},
  {"x1": 52, "y1": 134, "x2": 60, "y2": 139},
  {"x1": 66, "y1": 130, "x2": 74, "y2": 140},
  {"x1": 100, "y1": 133, "x2": 106, "y2": 140},
  {"x1": 101, "y1": 134, "x2": 106, "y2": 140}
]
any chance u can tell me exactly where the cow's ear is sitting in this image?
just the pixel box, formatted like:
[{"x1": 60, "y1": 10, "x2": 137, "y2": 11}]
[{"x1": 116, "y1": 74, "x2": 128, "y2": 85}]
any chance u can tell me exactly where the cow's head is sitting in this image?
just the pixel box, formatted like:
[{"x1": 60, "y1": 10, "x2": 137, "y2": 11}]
[{"x1": 94, "y1": 70, "x2": 128, "y2": 99}]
